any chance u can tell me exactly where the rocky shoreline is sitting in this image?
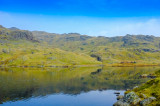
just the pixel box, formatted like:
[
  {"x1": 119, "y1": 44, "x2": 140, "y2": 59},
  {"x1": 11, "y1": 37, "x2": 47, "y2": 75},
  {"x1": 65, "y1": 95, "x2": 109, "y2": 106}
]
[
  {"x1": 114, "y1": 92, "x2": 156, "y2": 106},
  {"x1": 113, "y1": 70, "x2": 160, "y2": 106}
]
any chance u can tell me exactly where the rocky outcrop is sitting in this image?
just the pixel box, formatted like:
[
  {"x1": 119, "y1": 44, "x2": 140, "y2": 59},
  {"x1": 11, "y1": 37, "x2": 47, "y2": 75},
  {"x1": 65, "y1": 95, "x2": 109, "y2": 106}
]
[
  {"x1": 0, "y1": 25, "x2": 38, "y2": 42},
  {"x1": 10, "y1": 30, "x2": 35, "y2": 41},
  {"x1": 114, "y1": 92, "x2": 141, "y2": 106},
  {"x1": 117, "y1": 95, "x2": 124, "y2": 100},
  {"x1": 8, "y1": 27, "x2": 20, "y2": 31},
  {"x1": 114, "y1": 92, "x2": 157, "y2": 106},
  {"x1": 114, "y1": 101, "x2": 130, "y2": 106}
]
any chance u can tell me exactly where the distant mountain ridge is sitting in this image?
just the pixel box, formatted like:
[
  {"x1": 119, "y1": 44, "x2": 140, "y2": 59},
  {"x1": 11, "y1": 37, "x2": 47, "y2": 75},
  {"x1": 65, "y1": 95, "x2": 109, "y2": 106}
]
[
  {"x1": 8, "y1": 27, "x2": 20, "y2": 31},
  {"x1": 32, "y1": 30, "x2": 160, "y2": 50},
  {"x1": 0, "y1": 25, "x2": 160, "y2": 66},
  {"x1": 32, "y1": 29, "x2": 160, "y2": 65}
]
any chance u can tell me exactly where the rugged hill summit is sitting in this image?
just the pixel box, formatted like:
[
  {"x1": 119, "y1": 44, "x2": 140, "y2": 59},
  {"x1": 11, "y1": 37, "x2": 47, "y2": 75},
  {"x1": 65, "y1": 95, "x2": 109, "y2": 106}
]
[
  {"x1": 8, "y1": 27, "x2": 20, "y2": 31},
  {"x1": 32, "y1": 31, "x2": 160, "y2": 49},
  {"x1": 0, "y1": 25, "x2": 100, "y2": 67},
  {"x1": 32, "y1": 30, "x2": 160, "y2": 65},
  {"x1": 0, "y1": 25, "x2": 37, "y2": 42}
]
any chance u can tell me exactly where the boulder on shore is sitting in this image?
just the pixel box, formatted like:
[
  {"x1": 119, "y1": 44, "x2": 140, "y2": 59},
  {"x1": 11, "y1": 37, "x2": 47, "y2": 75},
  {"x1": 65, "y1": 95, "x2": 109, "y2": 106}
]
[
  {"x1": 123, "y1": 92, "x2": 141, "y2": 105},
  {"x1": 117, "y1": 95, "x2": 124, "y2": 100},
  {"x1": 113, "y1": 101, "x2": 130, "y2": 106},
  {"x1": 113, "y1": 92, "x2": 141, "y2": 106}
]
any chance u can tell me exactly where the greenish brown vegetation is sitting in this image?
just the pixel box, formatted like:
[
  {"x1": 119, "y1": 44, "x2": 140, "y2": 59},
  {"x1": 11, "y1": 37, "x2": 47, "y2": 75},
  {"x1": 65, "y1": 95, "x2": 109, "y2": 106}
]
[
  {"x1": 1, "y1": 25, "x2": 160, "y2": 66},
  {"x1": 32, "y1": 31, "x2": 160, "y2": 66},
  {"x1": 0, "y1": 26, "x2": 100, "y2": 67},
  {"x1": 126, "y1": 70, "x2": 160, "y2": 105}
]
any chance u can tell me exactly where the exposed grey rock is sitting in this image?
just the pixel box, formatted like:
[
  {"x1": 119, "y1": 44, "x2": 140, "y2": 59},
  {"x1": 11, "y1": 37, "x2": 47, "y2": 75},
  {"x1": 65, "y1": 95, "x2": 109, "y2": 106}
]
[
  {"x1": 117, "y1": 95, "x2": 124, "y2": 100},
  {"x1": 113, "y1": 100, "x2": 130, "y2": 106},
  {"x1": 123, "y1": 92, "x2": 141, "y2": 105},
  {"x1": 140, "y1": 97, "x2": 156, "y2": 106},
  {"x1": 0, "y1": 25, "x2": 38, "y2": 42},
  {"x1": 114, "y1": 92, "x2": 141, "y2": 106},
  {"x1": 11, "y1": 30, "x2": 35, "y2": 41}
]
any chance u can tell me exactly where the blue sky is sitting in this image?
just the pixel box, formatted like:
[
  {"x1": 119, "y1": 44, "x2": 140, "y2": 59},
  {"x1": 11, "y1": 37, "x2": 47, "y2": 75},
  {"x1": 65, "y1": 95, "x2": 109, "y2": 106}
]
[{"x1": 0, "y1": 0, "x2": 160, "y2": 36}]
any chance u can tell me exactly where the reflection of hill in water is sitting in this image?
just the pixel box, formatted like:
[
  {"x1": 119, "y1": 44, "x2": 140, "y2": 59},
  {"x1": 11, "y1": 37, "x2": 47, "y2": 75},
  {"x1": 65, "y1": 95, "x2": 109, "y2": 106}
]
[{"x1": 0, "y1": 67, "x2": 160, "y2": 103}]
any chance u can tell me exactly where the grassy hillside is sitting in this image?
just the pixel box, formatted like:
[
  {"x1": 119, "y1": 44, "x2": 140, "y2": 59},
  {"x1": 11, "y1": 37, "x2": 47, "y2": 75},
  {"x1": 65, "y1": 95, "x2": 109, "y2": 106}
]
[
  {"x1": 0, "y1": 26, "x2": 100, "y2": 67},
  {"x1": 1, "y1": 25, "x2": 160, "y2": 66},
  {"x1": 32, "y1": 31, "x2": 160, "y2": 65}
]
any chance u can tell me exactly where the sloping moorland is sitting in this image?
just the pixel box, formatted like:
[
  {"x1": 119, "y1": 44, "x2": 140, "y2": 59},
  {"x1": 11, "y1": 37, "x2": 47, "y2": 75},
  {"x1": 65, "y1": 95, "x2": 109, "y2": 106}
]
[
  {"x1": 32, "y1": 29, "x2": 160, "y2": 66},
  {"x1": 1, "y1": 25, "x2": 160, "y2": 67},
  {"x1": 0, "y1": 25, "x2": 100, "y2": 67}
]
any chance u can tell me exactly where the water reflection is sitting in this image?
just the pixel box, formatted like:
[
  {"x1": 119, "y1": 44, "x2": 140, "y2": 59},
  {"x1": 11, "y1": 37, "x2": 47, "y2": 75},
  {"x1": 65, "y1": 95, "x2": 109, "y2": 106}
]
[{"x1": 0, "y1": 66, "x2": 160, "y2": 105}]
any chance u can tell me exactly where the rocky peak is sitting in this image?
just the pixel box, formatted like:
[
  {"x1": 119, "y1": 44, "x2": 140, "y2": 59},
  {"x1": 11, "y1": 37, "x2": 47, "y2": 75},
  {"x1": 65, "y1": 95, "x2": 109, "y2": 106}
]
[{"x1": 8, "y1": 27, "x2": 20, "y2": 31}]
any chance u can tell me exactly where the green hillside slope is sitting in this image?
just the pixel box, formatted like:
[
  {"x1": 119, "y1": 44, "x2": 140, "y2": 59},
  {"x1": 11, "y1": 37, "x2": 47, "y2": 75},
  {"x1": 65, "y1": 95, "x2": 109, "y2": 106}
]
[
  {"x1": 32, "y1": 31, "x2": 160, "y2": 66},
  {"x1": 0, "y1": 26, "x2": 100, "y2": 67}
]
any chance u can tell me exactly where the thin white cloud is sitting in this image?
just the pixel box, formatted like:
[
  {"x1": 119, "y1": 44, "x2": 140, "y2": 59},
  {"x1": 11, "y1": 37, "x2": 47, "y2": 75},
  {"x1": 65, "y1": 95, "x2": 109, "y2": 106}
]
[
  {"x1": 0, "y1": 11, "x2": 160, "y2": 37},
  {"x1": 91, "y1": 18, "x2": 160, "y2": 36}
]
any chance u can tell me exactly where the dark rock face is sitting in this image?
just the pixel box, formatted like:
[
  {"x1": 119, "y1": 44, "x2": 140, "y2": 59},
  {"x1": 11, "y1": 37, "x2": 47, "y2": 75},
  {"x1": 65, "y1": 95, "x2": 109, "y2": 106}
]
[
  {"x1": 142, "y1": 49, "x2": 160, "y2": 53},
  {"x1": 122, "y1": 34, "x2": 156, "y2": 47},
  {"x1": 8, "y1": 27, "x2": 20, "y2": 31},
  {"x1": 10, "y1": 30, "x2": 35, "y2": 41},
  {"x1": 90, "y1": 54, "x2": 102, "y2": 61},
  {"x1": 0, "y1": 25, "x2": 37, "y2": 42}
]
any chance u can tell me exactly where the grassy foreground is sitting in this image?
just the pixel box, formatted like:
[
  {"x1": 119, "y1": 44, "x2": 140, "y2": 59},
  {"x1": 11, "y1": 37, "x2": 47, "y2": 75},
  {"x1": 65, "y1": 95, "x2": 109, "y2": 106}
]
[{"x1": 125, "y1": 70, "x2": 160, "y2": 105}]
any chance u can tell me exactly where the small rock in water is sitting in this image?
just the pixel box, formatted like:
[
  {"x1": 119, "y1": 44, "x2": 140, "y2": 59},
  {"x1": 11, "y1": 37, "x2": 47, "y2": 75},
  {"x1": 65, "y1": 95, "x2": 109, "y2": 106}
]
[
  {"x1": 114, "y1": 92, "x2": 120, "y2": 94},
  {"x1": 140, "y1": 97, "x2": 156, "y2": 106}
]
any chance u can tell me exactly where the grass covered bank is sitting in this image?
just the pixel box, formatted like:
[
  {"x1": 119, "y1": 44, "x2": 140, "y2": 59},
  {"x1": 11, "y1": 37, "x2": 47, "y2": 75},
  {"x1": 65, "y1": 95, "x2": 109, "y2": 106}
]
[{"x1": 123, "y1": 70, "x2": 160, "y2": 105}]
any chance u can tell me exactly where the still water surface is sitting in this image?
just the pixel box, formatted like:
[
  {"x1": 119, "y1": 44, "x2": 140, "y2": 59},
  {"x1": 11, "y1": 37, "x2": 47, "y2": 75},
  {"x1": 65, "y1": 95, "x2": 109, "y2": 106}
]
[{"x1": 0, "y1": 66, "x2": 160, "y2": 106}]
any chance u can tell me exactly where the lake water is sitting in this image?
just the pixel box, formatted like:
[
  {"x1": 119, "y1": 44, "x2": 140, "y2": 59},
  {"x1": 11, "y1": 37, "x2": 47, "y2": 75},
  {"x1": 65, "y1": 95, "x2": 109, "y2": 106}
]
[{"x1": 0, "y1": 66, "x2": 160, "y2": 106}]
